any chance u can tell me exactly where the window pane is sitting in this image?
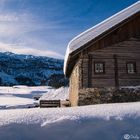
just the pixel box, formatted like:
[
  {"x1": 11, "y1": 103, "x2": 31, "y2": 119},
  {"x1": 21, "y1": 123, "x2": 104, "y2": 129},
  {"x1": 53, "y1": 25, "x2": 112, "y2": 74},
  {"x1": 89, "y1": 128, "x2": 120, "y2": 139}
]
[
  {"x1": 127, "y1": 63, "x2": 136, "y2": 74},
  {"x1": 95, "y1": 63, "x2": 104, "y2": 73}
]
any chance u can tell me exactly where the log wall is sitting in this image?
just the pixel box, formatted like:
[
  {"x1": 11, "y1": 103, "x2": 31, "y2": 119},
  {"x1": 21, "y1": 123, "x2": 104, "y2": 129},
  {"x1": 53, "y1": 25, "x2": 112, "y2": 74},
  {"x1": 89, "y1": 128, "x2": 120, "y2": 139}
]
[{"x1": 87, "y1": 39, "x2": 140, "y2": 88}]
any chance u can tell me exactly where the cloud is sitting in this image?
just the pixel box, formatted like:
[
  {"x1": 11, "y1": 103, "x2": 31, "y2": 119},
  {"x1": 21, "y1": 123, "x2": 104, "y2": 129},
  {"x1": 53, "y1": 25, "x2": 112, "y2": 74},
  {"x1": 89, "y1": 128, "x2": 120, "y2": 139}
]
[
  {"x1": 0, "y1": 0, "x2": 77, "y2": 59},
  {"x1": 0, "y1": 42, "x2": 64, "y2": 58},
  {"x1": 0, "y1": 11, "x2": 67, "y2": 58},
  {"x1": 0, "y1": 14, "x2": 19, "y2": 22},
  {"x1": 0, "y1": 13, "x2": 40, "y2": 35}
]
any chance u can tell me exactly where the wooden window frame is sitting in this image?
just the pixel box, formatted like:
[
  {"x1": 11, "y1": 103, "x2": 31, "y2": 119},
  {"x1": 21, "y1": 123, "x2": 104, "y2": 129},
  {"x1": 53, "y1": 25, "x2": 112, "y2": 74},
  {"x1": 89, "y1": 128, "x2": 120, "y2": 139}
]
[
  {"x1": 126, "y1": 61, "x2": 137, "y2": 74},
  {"x1": 94, "y1": 62, "x2": 105, "y2": 74}
]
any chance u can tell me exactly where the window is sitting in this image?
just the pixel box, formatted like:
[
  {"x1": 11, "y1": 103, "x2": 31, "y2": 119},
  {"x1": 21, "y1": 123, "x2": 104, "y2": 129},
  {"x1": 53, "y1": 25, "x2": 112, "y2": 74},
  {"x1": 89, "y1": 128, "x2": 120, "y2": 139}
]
[
  {"x1": 94, "y1": 62, "x2": 105, "y2": 74},
  {"x1": 127, "y1": 62, "x2": 136, "y2": 74}
]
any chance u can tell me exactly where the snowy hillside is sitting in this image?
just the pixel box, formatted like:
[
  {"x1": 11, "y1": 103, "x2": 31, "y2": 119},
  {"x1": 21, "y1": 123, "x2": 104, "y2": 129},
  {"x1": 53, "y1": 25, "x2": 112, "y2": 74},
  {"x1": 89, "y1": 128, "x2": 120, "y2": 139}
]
[
  {"x1": 0, "y1": 102, "x2": 140, "y2": 140},
  {"x1": 0, "y1": 52, "x2": 65, "y2": 86}
]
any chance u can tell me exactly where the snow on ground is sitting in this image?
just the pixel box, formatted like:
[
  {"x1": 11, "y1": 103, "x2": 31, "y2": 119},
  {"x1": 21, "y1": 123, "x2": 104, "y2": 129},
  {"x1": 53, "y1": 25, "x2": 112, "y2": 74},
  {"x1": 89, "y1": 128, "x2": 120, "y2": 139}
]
[
  {"x1": 0, "y1": 86, "x2": 69, "y2": 109},
  {"x1": 40, "y1": 87, "x2": 69, "y2": 100},
  {"x1": 0, "y1": 86, "x2": 54, "y2": 109},
  {"x1": 120, "y1": 85, "x2": 140, "y2": 89},
  {"x1": 0, "y1": 96, "x2": 34, "y2": 109},
  {"x1": 0, "y1": 102, "x2": 140, "y2": 140},
  {"x1": 0, "y1": 86, "x2": 140, "y2": 140},
  {"x1": 0, "y1": 86, "x2": 52, "y2": 96}
]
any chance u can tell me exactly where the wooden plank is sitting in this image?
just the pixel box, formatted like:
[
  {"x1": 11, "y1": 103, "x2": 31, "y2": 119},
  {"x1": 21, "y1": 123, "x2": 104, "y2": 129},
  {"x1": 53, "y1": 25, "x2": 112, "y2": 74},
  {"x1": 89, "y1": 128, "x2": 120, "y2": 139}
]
[{"x1": 40, "y1": 100, "x2": 60, "y2": 108}]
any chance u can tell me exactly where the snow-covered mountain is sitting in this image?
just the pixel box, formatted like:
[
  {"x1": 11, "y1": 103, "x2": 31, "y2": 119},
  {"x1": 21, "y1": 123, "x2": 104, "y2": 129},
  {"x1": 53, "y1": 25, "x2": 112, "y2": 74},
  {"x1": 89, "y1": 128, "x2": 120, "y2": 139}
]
[{"x1": 0, "y1": 52, "x2": 65, "y2": 86}]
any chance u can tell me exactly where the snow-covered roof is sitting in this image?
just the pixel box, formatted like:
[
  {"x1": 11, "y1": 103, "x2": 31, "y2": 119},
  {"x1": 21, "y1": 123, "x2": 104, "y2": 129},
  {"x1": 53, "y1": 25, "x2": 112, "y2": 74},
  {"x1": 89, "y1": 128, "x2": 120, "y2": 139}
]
[{"x1": 64, "y1": 1, "x2": 140, "y2": 75}]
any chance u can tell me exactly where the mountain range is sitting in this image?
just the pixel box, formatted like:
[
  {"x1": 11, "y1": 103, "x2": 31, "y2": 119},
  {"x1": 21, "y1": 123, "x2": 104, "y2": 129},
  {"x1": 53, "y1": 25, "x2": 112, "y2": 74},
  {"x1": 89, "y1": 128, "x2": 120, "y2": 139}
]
[{"x1": 0, "y1": 52, "x2": 66, "y2": 87}]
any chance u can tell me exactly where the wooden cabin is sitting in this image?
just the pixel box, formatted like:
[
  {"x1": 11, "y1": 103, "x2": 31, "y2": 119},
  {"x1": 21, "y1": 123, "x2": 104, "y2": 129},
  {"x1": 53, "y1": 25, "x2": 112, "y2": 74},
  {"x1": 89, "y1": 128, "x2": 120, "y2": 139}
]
[{"x1": 64, "y1": 1, "x2": 140, "y2": 106}]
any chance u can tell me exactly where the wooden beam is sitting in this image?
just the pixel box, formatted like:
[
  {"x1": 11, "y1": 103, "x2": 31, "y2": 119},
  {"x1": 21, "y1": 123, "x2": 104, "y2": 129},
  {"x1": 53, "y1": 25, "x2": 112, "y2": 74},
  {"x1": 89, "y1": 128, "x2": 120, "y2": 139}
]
[
  {"x1": 113, "y1": 55, "x2": 119, "y2": 89},
  {"x1": 88, "y1": 55, "x2": 92, "y2": 87}
]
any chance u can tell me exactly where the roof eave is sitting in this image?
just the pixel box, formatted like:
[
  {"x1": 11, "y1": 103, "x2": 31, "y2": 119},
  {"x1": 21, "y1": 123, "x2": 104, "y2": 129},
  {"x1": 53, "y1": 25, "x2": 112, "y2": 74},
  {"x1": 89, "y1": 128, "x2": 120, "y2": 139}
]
[{"x1": 64, "y1": 1, "x2": 140, "y2": 76}]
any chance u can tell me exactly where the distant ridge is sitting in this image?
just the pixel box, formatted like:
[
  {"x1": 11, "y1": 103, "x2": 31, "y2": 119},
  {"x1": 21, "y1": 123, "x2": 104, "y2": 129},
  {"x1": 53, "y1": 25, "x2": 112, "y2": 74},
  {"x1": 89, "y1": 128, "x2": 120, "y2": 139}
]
[{"x1": 0, "y1": 52, "x2": 66, "y2": 87}]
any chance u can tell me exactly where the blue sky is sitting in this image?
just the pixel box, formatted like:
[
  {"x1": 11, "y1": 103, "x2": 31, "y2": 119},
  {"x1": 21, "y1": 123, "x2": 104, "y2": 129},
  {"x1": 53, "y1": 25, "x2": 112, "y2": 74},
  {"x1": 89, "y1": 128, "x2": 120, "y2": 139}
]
[{"x1": 0, "y1": 0, "x2": 138, "y2": 58}]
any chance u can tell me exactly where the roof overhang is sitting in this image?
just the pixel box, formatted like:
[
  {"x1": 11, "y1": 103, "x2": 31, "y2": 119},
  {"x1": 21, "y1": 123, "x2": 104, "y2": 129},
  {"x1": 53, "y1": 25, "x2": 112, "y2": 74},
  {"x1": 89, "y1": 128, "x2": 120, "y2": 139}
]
[{"x1": 64, "y1": 1, "x2": 140, "y2": 77}]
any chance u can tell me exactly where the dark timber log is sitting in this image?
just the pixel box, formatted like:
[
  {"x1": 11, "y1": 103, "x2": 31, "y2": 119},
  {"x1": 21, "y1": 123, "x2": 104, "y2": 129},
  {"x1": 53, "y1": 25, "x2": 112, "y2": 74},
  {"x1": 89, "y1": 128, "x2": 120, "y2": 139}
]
[{"x1": 114, "y1": 55, "x2": 119, "y2": 89}]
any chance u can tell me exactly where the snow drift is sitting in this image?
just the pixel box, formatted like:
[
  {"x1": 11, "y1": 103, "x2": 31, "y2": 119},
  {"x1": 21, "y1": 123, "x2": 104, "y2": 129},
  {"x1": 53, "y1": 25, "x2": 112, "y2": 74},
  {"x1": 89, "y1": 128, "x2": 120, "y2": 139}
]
[
  {"x1": 0, "y1": 102, "x2": 140, "y2": 140},
  {"x1": 40, "y1": 87, "x2": 69, "y2": 100}
]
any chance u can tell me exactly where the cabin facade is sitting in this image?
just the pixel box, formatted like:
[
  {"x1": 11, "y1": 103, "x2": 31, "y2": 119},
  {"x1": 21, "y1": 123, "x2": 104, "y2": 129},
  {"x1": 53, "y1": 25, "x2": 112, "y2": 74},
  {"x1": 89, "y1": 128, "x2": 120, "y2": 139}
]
[{"x1": 64, "y1": 1, "x2": 140, "y2": 106}]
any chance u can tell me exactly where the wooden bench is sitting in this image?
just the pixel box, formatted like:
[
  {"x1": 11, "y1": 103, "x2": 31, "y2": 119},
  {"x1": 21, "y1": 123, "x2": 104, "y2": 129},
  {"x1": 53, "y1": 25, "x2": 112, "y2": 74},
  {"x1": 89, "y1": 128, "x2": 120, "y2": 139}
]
[{"x1": 39, "y1": 100, "x2": 61, "y2": 108}]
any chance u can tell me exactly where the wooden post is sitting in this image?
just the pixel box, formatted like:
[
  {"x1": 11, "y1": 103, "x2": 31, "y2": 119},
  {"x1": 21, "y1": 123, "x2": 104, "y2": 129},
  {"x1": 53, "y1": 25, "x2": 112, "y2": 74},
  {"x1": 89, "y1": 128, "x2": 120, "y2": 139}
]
[
  {"x1": 88, "y1": 55, "x2": 92, "y2": 88},
  {"x1": 113, "y1": 55, "x2": 119, "y2": 89}
]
